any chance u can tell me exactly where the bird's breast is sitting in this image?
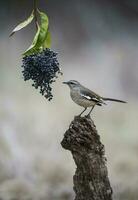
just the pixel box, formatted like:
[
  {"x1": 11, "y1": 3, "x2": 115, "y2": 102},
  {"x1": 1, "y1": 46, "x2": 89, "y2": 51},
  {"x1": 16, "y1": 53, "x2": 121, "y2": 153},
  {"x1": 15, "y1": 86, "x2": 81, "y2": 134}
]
[{"x1": 70, "y1": 90, "x2": 95, "y2": 108}]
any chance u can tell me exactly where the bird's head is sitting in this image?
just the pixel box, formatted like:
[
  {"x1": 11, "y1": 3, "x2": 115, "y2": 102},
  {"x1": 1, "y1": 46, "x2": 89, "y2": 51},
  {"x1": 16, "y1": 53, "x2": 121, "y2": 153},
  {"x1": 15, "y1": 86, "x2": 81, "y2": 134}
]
[{"x1": 63, "y1": 80, "x2": 81, "y2": 89}]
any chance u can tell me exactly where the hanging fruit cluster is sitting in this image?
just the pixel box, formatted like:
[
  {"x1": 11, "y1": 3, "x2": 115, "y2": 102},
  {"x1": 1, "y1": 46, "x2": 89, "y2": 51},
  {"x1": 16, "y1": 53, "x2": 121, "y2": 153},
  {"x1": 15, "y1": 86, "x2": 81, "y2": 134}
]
[{"x1": 10, "y1": 2, "x2": 62, "y2": 100}]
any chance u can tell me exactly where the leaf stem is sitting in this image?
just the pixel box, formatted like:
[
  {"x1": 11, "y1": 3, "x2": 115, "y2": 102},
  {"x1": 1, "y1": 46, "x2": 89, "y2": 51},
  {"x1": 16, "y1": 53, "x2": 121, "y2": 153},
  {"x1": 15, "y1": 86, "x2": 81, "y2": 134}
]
[{"x1": 34, "y1": 0, "x2": 39, "y2": 29}]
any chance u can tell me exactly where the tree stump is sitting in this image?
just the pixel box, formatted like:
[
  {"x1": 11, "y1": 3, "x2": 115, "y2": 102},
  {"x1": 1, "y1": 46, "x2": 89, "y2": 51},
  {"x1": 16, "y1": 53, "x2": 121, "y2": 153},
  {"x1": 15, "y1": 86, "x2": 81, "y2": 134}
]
[{"x1": 61, "y1": 116, "x2": 113, "y2": 200}]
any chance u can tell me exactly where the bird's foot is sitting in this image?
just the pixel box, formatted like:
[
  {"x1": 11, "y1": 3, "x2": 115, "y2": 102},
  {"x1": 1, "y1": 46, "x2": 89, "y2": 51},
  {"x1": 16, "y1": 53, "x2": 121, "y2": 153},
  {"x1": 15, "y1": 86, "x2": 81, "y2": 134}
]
[
  {"x1": 85, "y1": 114, "x2": 91, "y2": 119},
  {"x1": 77, "y1": 114, "x2": 82, "y2": 118}
]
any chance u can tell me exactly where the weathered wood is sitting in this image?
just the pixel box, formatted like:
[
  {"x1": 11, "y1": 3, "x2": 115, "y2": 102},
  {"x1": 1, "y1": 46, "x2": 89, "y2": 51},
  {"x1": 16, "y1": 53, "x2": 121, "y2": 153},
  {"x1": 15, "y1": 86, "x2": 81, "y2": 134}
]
[{"x1": 61, "y1": 116, "x2": 113, "y2": 200}]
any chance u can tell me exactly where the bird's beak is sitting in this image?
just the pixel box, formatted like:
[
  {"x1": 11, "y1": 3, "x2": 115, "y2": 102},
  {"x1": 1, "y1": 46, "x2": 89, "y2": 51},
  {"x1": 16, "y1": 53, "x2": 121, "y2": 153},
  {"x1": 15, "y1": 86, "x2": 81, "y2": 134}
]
[{"x1": 62, "y1": 81, "x2": 68, "y2": 85}]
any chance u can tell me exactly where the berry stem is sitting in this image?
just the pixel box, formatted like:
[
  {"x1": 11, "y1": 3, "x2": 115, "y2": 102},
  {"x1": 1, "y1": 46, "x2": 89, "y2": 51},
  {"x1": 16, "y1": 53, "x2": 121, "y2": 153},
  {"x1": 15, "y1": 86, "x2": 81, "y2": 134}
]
[{"x1": 33, "y1": 0, "x2": 39, "y2": 29}]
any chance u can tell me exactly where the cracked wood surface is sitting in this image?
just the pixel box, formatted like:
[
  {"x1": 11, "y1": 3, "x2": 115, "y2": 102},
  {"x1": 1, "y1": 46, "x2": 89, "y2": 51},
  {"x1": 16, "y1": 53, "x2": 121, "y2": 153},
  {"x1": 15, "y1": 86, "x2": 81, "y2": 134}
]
[{"x1": 61, "y1": 116, "x2": 113, "y2": 200}]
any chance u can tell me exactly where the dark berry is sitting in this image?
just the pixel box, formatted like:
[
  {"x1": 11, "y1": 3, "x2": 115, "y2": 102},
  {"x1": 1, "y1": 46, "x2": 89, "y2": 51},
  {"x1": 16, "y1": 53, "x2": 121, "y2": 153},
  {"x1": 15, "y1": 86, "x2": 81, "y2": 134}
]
[{"x1": 22, "y1": 48, "x2": 62, "y2": 100}]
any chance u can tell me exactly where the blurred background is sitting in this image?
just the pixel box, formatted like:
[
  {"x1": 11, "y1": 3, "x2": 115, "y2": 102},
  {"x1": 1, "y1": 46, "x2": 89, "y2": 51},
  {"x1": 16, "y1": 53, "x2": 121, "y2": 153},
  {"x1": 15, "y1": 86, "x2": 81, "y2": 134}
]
[{"x1": 0, "y1": 0, "x2": 138, "y2": 199}]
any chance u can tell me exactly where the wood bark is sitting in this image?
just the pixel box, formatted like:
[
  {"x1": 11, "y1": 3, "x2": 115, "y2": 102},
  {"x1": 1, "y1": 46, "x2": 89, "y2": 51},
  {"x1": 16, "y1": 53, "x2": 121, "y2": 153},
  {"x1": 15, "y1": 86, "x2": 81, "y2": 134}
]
[{"x1": 61, "y1": 116, "x2": 113, "y2": 200}]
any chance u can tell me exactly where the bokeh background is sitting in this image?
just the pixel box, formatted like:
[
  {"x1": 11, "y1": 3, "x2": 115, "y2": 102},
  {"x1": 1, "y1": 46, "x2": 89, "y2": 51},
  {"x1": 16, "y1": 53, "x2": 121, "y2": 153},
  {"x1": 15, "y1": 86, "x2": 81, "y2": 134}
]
[{"x1": 0, "y1": 0, "x2": 138, "y2": 199}]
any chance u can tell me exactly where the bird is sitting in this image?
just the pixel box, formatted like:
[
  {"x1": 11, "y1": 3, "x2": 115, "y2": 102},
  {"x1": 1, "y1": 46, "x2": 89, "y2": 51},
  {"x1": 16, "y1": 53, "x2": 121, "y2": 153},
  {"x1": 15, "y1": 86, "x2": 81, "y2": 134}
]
[{"x1": 63, "y1": 80, "x2": 126, "y2": 117}]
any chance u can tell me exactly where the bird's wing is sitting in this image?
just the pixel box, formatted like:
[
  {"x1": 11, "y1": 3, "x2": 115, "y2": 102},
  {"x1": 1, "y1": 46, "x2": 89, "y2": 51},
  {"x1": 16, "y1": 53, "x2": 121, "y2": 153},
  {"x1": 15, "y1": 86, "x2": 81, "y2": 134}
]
[{"x1": 81, "y1": 87, "x2": 105, "y2": 104}]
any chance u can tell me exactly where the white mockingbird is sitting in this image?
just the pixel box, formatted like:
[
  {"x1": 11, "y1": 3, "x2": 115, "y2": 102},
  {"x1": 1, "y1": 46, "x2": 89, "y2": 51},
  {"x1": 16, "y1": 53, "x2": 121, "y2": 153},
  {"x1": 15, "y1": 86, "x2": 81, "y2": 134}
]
[{"x1": 63, "y1": 80, "x2": 126, "y2": 116}]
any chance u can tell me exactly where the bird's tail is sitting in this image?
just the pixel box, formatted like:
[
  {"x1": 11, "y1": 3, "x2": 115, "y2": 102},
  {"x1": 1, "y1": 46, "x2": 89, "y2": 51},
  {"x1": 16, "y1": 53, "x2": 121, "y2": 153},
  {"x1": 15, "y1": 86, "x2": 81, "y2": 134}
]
[{"x1": 103, "y1": 97, "x2": 127, "y2": 103}]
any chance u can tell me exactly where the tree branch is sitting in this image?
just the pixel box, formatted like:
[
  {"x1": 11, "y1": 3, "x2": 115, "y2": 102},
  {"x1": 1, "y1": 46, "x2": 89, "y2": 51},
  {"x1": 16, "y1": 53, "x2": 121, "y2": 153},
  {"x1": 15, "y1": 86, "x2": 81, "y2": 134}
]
[{"x1": 61, "y1": 116, "x2": 113, "y2": 200}]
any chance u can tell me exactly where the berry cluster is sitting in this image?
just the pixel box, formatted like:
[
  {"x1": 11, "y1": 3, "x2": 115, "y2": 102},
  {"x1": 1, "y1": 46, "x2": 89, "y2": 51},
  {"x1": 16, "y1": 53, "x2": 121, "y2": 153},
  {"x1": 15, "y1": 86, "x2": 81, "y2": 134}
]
[{"x1": 22, "y1": 49, "x2": 62, "y2": 101}]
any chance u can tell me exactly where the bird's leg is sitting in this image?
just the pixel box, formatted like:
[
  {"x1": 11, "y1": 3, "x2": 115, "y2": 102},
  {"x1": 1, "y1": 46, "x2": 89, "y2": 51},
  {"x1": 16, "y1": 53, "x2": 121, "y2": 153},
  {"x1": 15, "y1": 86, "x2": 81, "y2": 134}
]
[
  {"x1": 86, "y1": 105, "x2": 95, "y2": 117},
  {"x1": 79, "y1": 108, "x2": 87, "y2": 116}
]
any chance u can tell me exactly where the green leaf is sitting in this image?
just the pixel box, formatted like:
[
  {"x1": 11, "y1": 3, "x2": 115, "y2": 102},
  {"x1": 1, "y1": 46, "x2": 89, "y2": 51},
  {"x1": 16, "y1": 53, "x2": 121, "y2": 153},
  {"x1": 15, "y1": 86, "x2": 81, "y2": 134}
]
[
  {"x1": 23, "y1": 10, "x2": 50, "y2": 56},
  {"x1": 37, "y1": 11, "x2": 49, "y2": 47},
  {"x1": 43, "y1": 30, "x2": 51, "y2": 48},
  {"x1": 23, "y1": 25, "x2": 41, "y2": 56},
  {"x1": 10, "y1": 11, "x2": 34, "y2": 37}
]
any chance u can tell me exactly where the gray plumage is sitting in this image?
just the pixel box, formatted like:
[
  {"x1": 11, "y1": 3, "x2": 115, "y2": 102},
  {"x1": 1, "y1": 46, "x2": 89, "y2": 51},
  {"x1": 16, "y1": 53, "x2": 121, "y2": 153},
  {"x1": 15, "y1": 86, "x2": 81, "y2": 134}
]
[{"x1": 63, "y1": 80, "x2": 126, "y2": 116}]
